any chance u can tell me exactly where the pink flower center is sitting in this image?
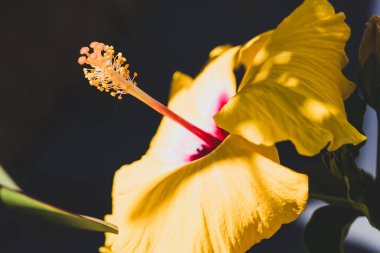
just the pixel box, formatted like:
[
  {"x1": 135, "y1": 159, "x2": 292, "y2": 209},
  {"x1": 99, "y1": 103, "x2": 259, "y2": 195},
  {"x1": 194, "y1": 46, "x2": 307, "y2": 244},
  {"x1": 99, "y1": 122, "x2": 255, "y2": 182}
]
[{"x1": 187, "y1": 93, "x2": 230, "y2": 161}]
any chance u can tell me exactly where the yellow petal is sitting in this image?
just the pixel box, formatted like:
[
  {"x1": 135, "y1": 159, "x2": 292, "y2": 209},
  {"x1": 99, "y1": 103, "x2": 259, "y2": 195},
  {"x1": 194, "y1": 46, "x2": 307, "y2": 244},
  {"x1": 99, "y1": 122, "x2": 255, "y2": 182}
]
[
  {"x1": 176, "y1": 46, "x2": 238, "y2": 128},
  {"x1": 106, "y1": 135, "x2": 308, "y2": 253},
  {"x1": 237, "y1": 30, "x2": 273, "y2": 72},
  {"x1": 214, "y1": 0, "x2": 366, "y2": 156},
  {"x1": 209, "y1": 44, "x2": 233, "y2": 59},
  {"x1": 168, "y1": 71, "x2": 194, "y2": 100},
  {"x1": 146, "y1": 47, "x2": 239, "y2": 163}
]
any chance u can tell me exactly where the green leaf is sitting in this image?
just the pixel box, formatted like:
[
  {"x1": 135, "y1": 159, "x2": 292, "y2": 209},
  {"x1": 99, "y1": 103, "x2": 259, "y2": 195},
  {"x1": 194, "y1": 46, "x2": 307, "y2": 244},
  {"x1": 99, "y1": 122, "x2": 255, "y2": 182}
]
[
  {"x1": 362, "y1": 186, "x2": 380, "y2": 230},
  {"x1": 324, "y1": 148, "x2": 380, "y2": 230},
  {"x1": 0, "y1": 165, "x2": 117, "y2": 234},
  {"x1": 322, "y1": 152, "x2": 343, "y2": 179},
  {"x1": 303, "y1": 205, "x2": 359, "y2": 253},
  {"x1": 340, "y1": 152, "x2": 372, "y2": 202},
  {"x1": 0, "y1": 165, "x2": 21, "y2": 191},
  {"x1": 0, "y1": 186, "x2": 118, "y2": 233},
  {"x1": 338, "y1": 152, "x2": 380, "y2": 229}
]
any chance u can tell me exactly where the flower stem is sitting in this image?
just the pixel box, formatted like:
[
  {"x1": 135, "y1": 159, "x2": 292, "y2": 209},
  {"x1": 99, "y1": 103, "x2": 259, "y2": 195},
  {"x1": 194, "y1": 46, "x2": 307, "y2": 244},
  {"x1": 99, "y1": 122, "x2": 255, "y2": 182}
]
[
  {"x1": 309, "y1": 192, "x2": 352, "y2": 208},
  {"x1": 129, "y1": 85, "x2": 223, "y2": 147},
  {"x1": 376, "y1": 111, "x2": 380, "y2": 185}
]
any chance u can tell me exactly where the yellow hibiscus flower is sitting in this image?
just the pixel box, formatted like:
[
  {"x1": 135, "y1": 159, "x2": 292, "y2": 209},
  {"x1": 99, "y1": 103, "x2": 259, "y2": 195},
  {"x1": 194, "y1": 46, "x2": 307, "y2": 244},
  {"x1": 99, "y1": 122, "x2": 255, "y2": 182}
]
[
  {"x1": 79, "y1": 43, "x2": 307, "y2": 253},
  {"x1": 77, "y1": 0, "x2": 365, "y2": 252}
]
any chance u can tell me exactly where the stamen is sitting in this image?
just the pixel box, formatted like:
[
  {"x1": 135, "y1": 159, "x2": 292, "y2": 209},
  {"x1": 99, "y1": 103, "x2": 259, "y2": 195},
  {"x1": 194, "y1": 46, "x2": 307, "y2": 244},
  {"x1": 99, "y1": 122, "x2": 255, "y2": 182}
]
[
  {"x1": 80, "y1": 47, "x2": 89, "y2": 55},
  {"x1": 78, "y1": 41, "x2": 223, "y2": 147}
]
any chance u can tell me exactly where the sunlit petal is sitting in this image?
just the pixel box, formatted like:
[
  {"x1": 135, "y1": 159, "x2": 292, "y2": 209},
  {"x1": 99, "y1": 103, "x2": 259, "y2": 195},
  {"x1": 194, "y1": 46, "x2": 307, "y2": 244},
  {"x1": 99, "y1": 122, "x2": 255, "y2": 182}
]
[
  {"x1": 237, "y1": 30, "x2": 273, "y2": 76},
  {"x1": 214, "y1": 0, "x2": 366, "y2": 156}
]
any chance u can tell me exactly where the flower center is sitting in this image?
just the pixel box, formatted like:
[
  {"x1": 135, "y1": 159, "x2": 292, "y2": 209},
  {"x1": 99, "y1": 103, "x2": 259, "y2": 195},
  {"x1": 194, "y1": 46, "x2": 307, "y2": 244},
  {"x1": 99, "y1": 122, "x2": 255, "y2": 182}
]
[
  {"x1": 78, "y1": 42, "x2": 224, "y2": 148},
  {"x1": 187, "y1": 95, "x2": 229, "y2": 161}
]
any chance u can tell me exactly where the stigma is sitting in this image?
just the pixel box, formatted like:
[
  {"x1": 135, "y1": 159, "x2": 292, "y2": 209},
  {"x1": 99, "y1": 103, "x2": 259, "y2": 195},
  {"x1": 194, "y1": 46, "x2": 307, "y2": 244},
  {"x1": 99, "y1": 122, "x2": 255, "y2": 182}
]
[
  {"x1": 78, "y1": 42, "x2": 138, "y2": 100},
  {"x1": 78, "y1": 41, "x2": 224, "y2": 147}
]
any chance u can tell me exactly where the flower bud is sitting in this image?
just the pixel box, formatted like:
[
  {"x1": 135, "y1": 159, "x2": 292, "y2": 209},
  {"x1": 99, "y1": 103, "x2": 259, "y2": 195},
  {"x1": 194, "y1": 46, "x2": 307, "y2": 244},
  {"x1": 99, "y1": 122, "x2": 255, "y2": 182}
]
[{"x1": 358, "y1": 16, "x2": 380, "y2": 111}]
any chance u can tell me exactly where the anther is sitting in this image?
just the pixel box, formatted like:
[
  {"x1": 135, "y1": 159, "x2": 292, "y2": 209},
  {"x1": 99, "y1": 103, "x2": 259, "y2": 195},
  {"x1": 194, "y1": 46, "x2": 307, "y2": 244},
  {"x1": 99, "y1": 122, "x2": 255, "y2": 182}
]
[
  {"x1": 89, "y1": 53, "x2": 98, "y2": 60},
  {"x1": 96, "y1": 43, "x2": 105, "y2": 51},
  {"x1": 90, "y1": 41, "x2": 99, "y2": 48},
  {"x1": 80, "y1": 47, "x2": 90, "y2": 55},
  {"x1": 78, "y1": 56, "x2": 87, "y2": 65}
]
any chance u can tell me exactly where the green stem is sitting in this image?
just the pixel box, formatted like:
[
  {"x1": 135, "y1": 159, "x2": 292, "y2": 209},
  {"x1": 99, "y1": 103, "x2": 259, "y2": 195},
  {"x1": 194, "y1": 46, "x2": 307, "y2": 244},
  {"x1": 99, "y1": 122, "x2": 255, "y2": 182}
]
[
  {"x1": 309, "y1": 192, "x2": 352, "y2": 208},
  {"x1": 376, "y1": 111, "x2": 380, "y2": 185}
]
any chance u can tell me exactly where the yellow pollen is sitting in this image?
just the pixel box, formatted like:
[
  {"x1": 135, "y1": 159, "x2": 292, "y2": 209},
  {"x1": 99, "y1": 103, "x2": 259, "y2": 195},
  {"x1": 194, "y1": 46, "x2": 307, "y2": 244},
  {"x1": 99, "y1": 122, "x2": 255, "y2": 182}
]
[{"x1": 78, "y1": 41, "x2": 138, "y2": 100}]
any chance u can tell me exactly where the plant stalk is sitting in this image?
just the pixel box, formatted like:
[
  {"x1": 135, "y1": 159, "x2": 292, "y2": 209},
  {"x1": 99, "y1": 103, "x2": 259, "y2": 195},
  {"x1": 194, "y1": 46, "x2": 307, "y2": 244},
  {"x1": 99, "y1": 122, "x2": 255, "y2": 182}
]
[
  {"x1": 376, "y1": 111, "x2": 380, "y2": 185},
  {"x1": 309, "y1": 192, "x2": 352, "y2": 208}
]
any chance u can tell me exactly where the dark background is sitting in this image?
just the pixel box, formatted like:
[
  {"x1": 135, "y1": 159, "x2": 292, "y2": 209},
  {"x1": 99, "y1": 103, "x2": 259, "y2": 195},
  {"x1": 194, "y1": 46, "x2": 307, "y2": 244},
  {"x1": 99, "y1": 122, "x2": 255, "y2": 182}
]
[{"x1": 0, "y1": 0, "x2": 374, "y2": 252}]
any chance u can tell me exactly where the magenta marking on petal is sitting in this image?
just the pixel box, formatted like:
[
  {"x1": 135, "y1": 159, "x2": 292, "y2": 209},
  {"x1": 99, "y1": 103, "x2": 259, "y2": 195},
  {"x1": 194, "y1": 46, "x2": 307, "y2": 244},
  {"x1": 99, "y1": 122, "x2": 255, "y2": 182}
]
[
  {"x1": 215, "y1": 92, "x2": 230, "y2": 113},
  {"x1": 213, "y1": 92, "x2": 230, "y2": 140},
  {"x1": 187, "y1": 92, "x2": 231, "y2": 162},
  {"x1": 187, "y1": 144, "x2": 215, "y2": 161}
]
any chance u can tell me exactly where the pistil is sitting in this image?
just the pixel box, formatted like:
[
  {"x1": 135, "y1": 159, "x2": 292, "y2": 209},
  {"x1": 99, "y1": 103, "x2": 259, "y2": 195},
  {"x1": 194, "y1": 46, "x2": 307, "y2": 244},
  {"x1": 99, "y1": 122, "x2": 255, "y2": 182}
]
[{"x1": 78, "y1": 41, "x2": 223, "y2": 147}]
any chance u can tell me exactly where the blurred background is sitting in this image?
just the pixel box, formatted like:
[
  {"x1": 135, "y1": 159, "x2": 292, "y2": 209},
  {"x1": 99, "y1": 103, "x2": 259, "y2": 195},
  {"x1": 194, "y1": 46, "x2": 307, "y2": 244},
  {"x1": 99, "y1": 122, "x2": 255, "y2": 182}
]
[{"x1": 0, "y1": 0, "x2": 378, "y2": 252}]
